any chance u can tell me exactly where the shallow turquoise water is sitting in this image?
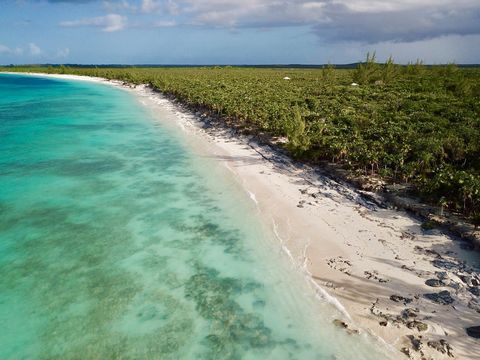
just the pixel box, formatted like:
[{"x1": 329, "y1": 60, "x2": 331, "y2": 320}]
[{"x1": 0, "y1": 74, "x2": 390, "y2": 359}]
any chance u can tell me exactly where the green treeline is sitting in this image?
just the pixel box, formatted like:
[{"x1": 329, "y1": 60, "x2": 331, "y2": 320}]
[{"x1": 2, "y1": 59, "x2": 479, "y2": 221}]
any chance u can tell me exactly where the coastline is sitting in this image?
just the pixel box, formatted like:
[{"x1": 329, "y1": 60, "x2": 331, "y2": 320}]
[{"x1": 5, "y1": 72, "x2": 479, "y2": 359}]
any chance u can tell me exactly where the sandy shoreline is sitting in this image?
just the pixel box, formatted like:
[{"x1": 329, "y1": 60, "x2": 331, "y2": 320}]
[{"x1": 5, "y1": 72, "x2": 480, "y2": 359}]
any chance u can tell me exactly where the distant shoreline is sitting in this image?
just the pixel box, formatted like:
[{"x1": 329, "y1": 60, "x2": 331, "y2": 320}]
[
  {"x1": 4, "y1": 72, "x2": 480, "y2": 360},
  {"x1": 2, "y1": 63, "x2": 480, "y2": 69}
]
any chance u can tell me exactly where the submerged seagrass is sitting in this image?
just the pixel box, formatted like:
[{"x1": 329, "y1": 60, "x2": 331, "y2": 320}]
[{"x1": 0, "y1": 74, "x2": 388, "y2": 359}]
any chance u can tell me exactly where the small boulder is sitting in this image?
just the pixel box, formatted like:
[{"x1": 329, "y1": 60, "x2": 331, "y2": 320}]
[
  {"x1": 332, "y1": 319, "x2": 359, "y2": 335},
  {"x1": 432, "y1": 259, "x2": 461, "y2": 270},
  {"x1": 407, "y1": 320, "x2": 428, "y2": 332},
  {"x1": 435, "y1": 271, "x2": 448, "y2": 280},
  {"x1": 333, "y1": 319, "x2": 347, "y2": 328},
  {"x1": 459, "y1": 274, "x2": 473, "y2": 286},
  {"x1": 407, "y1": 335, "x2": 422, "y2": 351},
  {"x1": 390, "y1": 295, "x2": 413, "y2": 304},
  {"x1": 466, "y1": 326, "x2": 480, "y2": 338},
  {"x1": 424, "y1": 290, "x2": 454, "y2": 305},
  {"x1": 427, "y1": 339, "x2": 454, "y2": 357},
  {"x1": 468, "y1": 287, "x2": 480, "y2": 296},
  {"x1": 425, "y1": 278, "x2": 443, "y2": 287},
  {"x1": 402, "y1": 308, "x2": 419, "y2": 319}
]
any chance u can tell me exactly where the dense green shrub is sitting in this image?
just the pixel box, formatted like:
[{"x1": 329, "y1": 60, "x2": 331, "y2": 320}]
[{"x1": 2, "y1": 61, "x2": 479, "y2": 219}]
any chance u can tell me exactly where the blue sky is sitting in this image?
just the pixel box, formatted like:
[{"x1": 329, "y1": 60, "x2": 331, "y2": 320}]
[{"x1": 1, "y1": 0, "x2": 480, "y2": 65}]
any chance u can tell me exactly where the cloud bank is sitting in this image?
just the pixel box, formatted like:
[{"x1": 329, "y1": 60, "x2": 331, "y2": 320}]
[
  {"x1": 130, "y1": 0, "x2": 480, "y2": 43},
  {"x1": 60, "y1": 13, "x2": 127, "y2": 32},
  {"x1": 51, "y1": 1, "x2": 480, "y2": 44}
]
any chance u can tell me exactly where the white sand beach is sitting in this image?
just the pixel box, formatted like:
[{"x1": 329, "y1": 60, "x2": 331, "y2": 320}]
[{"x1": 11, "y1": 73, "x2": 480, "y2": 359}]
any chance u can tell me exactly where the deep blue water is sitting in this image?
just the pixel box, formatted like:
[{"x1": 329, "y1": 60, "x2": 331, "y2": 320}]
[{"x1": 0, "y1": 74, "x2": 389, "y2": 359}]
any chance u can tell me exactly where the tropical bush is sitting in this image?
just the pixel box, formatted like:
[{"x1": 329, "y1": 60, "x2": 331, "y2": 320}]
[{"x1": 2, "y1": 60, "x2": 479, "y2": 219}]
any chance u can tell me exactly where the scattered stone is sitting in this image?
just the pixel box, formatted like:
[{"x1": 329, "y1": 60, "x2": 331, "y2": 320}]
[
  {"x1": 425, "y1": 248, "x2": 442, "y2": 257},
  {"x1": 424, "y1": 290, "x2": 454, "y2": 305},
  {"x1": 402, "y1": 308, "x2": 419, "y2": 319},
  {"x1": 401, "y1": 347, "x2": 410, "y2": 357},
  {"x1": 407, "y1": 335, "x2": 422, "y2": 351},
  {"x1": 364, "y1": 270, "x2": 388, "y2": 283},
  {"x1": 332, "y1": 319, "x2": 359, "y2": 335},
  {"x1": 432, "y1": 259, "x2": 462, "y2": 271},
  {"x1": 427, "y1": 339, "x2": 454, "y2": 357},
  {"x1": 333, "y1": 319, "x2": 348, "y2": 329},
  {"x1": 401, "y1": 264, "x2": 414, "y2": 271},
  {"x1": 448, "y1": 281, "x2": 461, "y2": 290},
  {"x1": 435, "y1": 271, "x2": 448, "y2": 280},
  {"x1": 469, "y1": 287, "x2": 480, "y2": 296},
  {"x1": 459, "y1": 274, "x2": 473, "y2": 286},
  {"x1": 467, "y1": 299, "x2": 480, "y2": 313},
  {"x1": 390, "y1": 295, "x2": 413, "y2": 304},
  {"x1": 425, "y1": 279, "x2": 444, "y2": 287},
  {"x1": 466, "y1": 326, "x2": 480, "y2": 338},
  {"x1": 407, "y1": 320, "x2": 428, "y2": 332}
]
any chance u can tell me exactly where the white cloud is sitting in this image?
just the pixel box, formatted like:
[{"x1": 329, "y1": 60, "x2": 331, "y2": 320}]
[
  {"x1": 28, "y1": 43, "x2": 42, "y2": 55},
  {"x1": 153, "y1": 20, "x2": 176, "y2": 27},
  {"x1": 0, "y1": 44, "x2": 23, "y2": 55},
  {"x1": 56, "y1": 47, "x2": 70, "y2": 58},
  {"x1": 103, "y1": 0, "x2": 136, "y2": 12},
  {"x1": 0, "y1": 44, "x2": 13, "y2": 54},
  {"x1": 60, "y1": 14, "x2": 127, "y2": 32},
  {"x1": 141, "y1": 0, "x2": 161, "y2": 12}
]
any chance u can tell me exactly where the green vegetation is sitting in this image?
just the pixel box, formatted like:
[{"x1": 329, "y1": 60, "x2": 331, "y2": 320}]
[{"x1": 2, "y1": 60, "x2": 480, "y2": 220}]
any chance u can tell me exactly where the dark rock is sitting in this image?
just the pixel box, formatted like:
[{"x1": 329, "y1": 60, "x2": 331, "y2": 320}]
[
  {"x1": 459, "y1": 274, "x2": 473, "y2": 286},
  {"x1": 448, "y1": 281, "x2": 461, "y2": 290},
  {"x1": 379, "y1": 321, "x2": 387, "y2": 326},
  {"x1": 425, "y1": 279, "x2": 443, "y2": 287},
  {"x1": 407, "y1": 335, "x2": 422, "y2": 351},
  {"x1": 468, "y1": 299, "x2": 480, "y2": 313},
  {"x1": 460, "y1": 242, "x2": 474, "y2": 251},
  {"x1": 427, "y1": 339, "x2": 454, "y2": 357},
  {"x1": 390, "y1": 295, "x2": 413, "y2": 304},
  {"x1": 407, "y1": 320, "x2": 428, "y2": 332},
  {"x1": 435, "y1": 271, "x2": 448, "y2": 280},
  {"x1": 432, "y1": 259, "x2": 462, "y2": 270},
  {"x1": 469, "y1": 287, "x2": 480, "y2": 296},
  {"x1": 466, "y1": 326, "x2": 480, "y2": 338},
  {"x1": 333, "y1": 319, "x2": 347, "y2": 328},
  {"x1": 402, "y1": 308, "x2": 419, "y2": 319},
  {"x1": 332, "y1": 319, "x2": 359, "y2": 335},
  {"x1": 424, "y1": 290, "x2": 454, "y2": 305}
]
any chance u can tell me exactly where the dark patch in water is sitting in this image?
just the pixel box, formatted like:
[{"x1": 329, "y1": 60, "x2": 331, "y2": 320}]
[{"x1": 185, "y1": 264, "x2": 276, "y2": 358}]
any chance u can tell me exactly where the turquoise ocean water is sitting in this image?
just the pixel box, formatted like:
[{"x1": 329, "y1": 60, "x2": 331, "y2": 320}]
[{"x1": 0, "y1": 74, "x2": 390, "y2": 359}]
